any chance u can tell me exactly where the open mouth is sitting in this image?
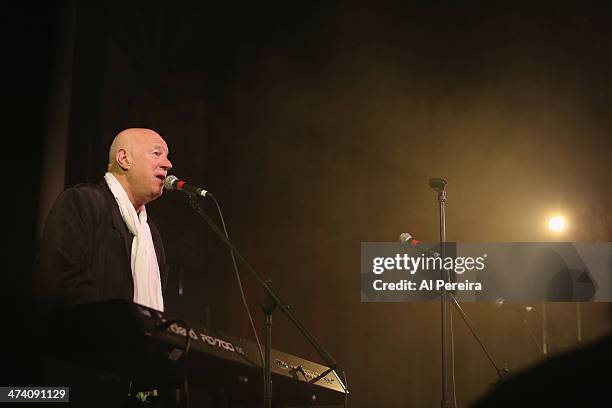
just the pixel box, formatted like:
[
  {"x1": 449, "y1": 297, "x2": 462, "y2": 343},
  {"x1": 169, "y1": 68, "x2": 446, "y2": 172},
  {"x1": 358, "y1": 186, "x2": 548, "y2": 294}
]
[{"x1": 156, "y1": 175, "x2": 166, "y2": 182}]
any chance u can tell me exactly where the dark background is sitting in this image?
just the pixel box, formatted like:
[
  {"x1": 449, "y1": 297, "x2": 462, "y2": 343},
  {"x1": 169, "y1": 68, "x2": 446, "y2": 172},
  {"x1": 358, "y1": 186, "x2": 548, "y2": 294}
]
[{"x1": 9, "y1": 1, "x2": 612, "y2": 406}]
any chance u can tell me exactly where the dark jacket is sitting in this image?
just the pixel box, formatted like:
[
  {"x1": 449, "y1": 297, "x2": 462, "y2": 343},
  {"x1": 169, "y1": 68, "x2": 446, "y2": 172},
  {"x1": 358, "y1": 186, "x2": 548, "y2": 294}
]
[{"x1": 35, "y1": 180, "x2": 169, "y2": 312}]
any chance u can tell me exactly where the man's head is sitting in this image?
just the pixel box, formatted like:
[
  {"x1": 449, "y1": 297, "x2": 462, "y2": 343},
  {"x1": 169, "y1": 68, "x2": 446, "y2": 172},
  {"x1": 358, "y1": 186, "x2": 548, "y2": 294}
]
[{"x1": 108, "y1": 128, "x2": 172, "y2": 211}]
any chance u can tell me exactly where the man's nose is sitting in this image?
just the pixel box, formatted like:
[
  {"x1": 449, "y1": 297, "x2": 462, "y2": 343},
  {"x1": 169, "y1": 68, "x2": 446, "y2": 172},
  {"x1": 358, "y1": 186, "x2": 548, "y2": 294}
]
[{"x1": 162, "y1": 157, "x2": 172, "y2": 170}]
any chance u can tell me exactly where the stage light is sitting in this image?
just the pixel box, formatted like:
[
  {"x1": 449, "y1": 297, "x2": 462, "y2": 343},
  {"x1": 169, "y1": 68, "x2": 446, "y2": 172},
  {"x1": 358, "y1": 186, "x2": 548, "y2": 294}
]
[{"x1": 548, "y1": 216, "x2": 566, "y2": 232}]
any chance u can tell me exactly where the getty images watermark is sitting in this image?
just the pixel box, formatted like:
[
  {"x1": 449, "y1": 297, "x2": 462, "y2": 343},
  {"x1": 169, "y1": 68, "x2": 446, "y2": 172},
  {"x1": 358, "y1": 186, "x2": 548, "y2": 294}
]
[
  {"x1": 372, "y1": 251, "x2": 486, "y2": 291},
  {"x1": 361, "y1": 242, "x2": 612, "y2": 302}
]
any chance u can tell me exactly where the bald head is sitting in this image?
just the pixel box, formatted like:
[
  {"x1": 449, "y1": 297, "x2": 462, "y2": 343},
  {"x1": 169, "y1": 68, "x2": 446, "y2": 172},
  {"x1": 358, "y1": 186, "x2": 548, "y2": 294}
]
[
  {"x1": 108, "y1": 128, "x2": 162, "y2": 172},
  {"x1": 107, "y1": 128, "x2": 172, "y2": 210}
]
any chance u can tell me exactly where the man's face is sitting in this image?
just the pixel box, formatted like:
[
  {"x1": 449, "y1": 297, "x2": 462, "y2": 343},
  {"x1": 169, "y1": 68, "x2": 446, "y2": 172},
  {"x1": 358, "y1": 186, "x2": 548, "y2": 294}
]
[{"x1": 127, "y1": 131, "x2": 172, "y2": 206}]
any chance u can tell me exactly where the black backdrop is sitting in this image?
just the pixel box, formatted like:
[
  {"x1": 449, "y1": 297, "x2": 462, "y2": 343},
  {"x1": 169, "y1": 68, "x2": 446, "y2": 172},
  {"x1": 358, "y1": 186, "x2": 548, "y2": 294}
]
[{"x1": 10, "y1": 1, "x2": 612, "y2": 406}]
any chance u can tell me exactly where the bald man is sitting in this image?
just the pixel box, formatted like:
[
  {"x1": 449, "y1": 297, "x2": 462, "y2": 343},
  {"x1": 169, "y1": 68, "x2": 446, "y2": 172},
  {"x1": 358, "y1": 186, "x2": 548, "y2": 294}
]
[
  {"x1": 35, "y1": 128, "x2": 172, "y2": 312},
  {"x1": 33, "y1": 129, "x2": 178, "y2": 408}
]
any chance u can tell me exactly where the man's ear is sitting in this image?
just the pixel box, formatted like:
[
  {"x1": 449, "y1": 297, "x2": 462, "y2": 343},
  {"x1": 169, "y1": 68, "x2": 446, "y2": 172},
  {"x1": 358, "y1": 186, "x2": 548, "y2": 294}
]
[{"x1": 116, "y1": 148, "x2": 131, "y2": 170}]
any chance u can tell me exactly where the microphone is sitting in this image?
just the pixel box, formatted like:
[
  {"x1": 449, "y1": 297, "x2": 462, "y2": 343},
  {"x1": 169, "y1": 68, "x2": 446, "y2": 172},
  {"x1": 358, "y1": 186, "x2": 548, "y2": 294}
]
[
  {"x1": 494, "y1": 298, "x2": 535, "y2": 313},
  {"x1": 398, "y1": 232, "x2": 440, "y2": 257},
  {"x1": 399, "y1": 232, "x2": 421, "y2": 246},
  {"x1": 163, "y1": 175, "x2": 211, "y2": 198}
]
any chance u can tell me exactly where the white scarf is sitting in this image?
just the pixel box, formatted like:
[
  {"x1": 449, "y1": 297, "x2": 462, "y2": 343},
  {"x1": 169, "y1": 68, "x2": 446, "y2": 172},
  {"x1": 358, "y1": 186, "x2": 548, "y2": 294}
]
[{"x1": 104, "y1": 172, "x2": 164, "y2": 311}]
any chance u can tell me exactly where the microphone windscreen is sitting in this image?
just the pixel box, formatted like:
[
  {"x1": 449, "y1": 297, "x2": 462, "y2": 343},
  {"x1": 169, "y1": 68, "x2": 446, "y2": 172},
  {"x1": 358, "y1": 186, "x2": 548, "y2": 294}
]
[
  {"x1": 163, "y1": 175, "x2": 178, "y2": 191},
  {"x1": 399, "y1": 232, "x2": 413, "y2": 243}
]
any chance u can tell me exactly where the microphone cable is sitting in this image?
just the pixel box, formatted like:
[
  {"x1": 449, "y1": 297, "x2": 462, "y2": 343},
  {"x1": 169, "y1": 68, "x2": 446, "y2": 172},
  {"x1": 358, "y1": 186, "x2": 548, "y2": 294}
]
[{"x1": 205, "y1": 195, "x2": 265, "y2": 372}]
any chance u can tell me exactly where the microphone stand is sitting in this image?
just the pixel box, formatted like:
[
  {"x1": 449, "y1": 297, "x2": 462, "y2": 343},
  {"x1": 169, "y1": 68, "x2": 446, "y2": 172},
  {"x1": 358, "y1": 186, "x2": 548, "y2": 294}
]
[
  {"x1": 430, "y1": 178, "x2": 454, "y2": 408},
  {"x1": 449, "y1": 294, "x2": 510, "y2": 381},
  {"x1": 187, "y1": 196, "x2": 343, "y2": 408},
  {"x1": 428, "y1": 178, "x2": 508, "y2": 408}
]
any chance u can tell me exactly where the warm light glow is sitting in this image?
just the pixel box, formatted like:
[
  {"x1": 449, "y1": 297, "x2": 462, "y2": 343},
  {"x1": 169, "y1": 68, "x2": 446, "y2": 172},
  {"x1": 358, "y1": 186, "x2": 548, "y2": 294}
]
[{"x1": 548, "y1": 216, "x2": 566, "y2": 232}]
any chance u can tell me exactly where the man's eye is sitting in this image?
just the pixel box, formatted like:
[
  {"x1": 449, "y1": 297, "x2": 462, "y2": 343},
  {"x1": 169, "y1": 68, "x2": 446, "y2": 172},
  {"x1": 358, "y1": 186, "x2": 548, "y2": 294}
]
[{"x1": 153, "y1": 151, "x2": 161, "y2": 156}]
